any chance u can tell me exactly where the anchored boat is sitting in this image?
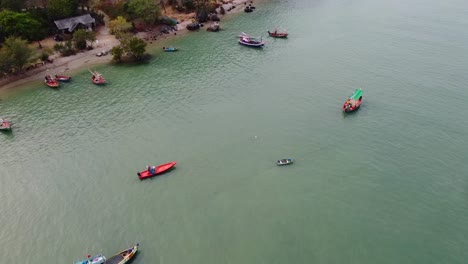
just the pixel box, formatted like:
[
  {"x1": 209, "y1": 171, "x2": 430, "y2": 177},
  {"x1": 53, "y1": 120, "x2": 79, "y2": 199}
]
[
  {"x1": 277, "y1": 158, "x2": 294, "y2": 166},
  {"x1": 342, "y1": 88, "x2": 363, "y2": 113},
  {"x1": 0, "y1": 118, "x2": 12, "y2": 131},
  {"x1": 44, "y1": 75, "x2": 60, "y2": 88},
  {"x1": 104, "y1": 244, "x2": 138, "y2": 264},
  {"x1": 239, "y1": 33, "x2": 265, "y2": 47}
]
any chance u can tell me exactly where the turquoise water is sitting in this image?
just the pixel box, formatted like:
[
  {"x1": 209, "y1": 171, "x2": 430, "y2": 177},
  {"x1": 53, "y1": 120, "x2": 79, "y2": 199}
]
[{"x1": 1, "y1": 0, "x2": 468, "y2": 263}]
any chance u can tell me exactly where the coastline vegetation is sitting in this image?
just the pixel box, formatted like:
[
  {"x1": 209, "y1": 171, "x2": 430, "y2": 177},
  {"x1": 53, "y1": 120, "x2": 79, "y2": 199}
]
[{"x1": 0, "y1": 0, "x2": 226, "y2": 76}]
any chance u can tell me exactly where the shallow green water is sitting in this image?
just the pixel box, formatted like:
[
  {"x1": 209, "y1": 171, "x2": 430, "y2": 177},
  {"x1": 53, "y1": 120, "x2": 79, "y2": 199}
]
[{"x1": 1, "y1": 0, "x2": 468, "y2": 263}]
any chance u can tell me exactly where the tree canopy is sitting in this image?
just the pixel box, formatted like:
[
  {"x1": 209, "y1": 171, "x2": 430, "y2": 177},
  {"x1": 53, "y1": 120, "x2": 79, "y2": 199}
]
[
  {"x1": 0, "y1": 0, "x2": 26, "y2": 11},
  {"x1": 0, "y1": 10, "x2": 45, "y2": 42},
  {"x1": 73, "y1": 29, "x2": 96, "y2": 50},
  {"x1": 127, "y1": 0, "x2": 161, "y2": 24},
  {"x1": 48, "y1": 0, "x2": 78, "y2": 20},
  {"x1": 108, "y1": 16, "x2": 132, "y2": 37},
  {"x1": 0, "y1": 37, "x2": 35, "y2": 72}
]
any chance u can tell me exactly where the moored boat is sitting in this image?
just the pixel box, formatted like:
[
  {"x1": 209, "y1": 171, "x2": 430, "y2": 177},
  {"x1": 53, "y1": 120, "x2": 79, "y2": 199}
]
[
  {"x1": 104, "y1": 244, "x2": 138, "y2": 264},
  {"x1": 268, "y1": 30, "x2": 288, "y2": 38},
  {"x1": 342, "y1": 88, "x2": 363, "y2": 113},
  {"x1": 44, "y1": 75, "x2": 60, "y2": 88},
  {"x1": 89, "y1": 69, "x2": 106, "y2": 85},
  {"x1": 277, "y1": 158, "x2": 294, "y2": 166},
  {"x1": 239, "y1": 33, "x2": 265, "y2": 47},
  {"x1": 75, "y1": 254, "x2": 106, "y2": 264},
  {"x1": 137, "y1": 161, "x2": 177, "y2": 179},
  {"x1": 0, "y1": 118, "x2": 12, "y2": 131},
  {"x1": 163, "y1": 46, "x2": 178, "y2": 52},
  {"x1": 55, "y1": 74, "x2": 72, "y2": 82}
]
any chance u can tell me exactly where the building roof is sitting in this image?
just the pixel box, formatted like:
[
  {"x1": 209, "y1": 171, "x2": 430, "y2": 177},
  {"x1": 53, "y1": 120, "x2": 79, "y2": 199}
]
[{"x1": 54, "y1": 14, "x2": 95, "y2": 32}]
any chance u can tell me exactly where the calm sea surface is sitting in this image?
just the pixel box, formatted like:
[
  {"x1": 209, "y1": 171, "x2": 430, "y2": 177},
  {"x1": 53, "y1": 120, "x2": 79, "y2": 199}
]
[{"x1": 1, "y1": 0, "x2": 468, "y2": 263}]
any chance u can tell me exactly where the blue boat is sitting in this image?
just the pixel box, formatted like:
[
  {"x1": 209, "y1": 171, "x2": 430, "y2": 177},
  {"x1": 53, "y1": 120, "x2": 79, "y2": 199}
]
[
  {"x1": 163, "y1": 47, "x2": 178, "y2": 52},
  {"x1": 75, "y1": 254, "x2": 106, "y2": 264}
]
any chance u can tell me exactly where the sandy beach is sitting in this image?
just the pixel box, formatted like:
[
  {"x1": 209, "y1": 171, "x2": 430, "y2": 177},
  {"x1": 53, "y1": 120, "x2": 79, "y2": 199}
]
[{"x1": 0, "y1": 0, "x2": 261, "y2": 93}]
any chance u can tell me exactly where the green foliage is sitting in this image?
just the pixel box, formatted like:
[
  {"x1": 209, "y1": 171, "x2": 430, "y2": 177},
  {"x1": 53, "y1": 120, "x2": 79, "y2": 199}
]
[
  {"x1": 0, "y1": 10, "x2": 45, "y2": 42},
  {"x1": 128, "y1": 0, "x2": 161, "y2": 24},
  {"x1": 109, "y1": 16, "x2": 132, "y2": 36},
  {"x1": 39, "y1": 48, "x2": 53, "y2": 61},
  {"x1": 73, "y1": 29, "x2": 96, "y2": 50},
  {"x1": 0, "y1": 0, "x2": 26, "y2": 11},
  {"x1": 111, "y1": 46, "x2": 124, "y2": 62},
  {"x1": 95, "y1": 0, "x2": 128, "y2": 20},
  {"x1": 126, "y1": 37, "x2": 146, "y2": 59},
  {"x1": 183, "y1": 0, "x2": 195, "y2": 11},
  {"x1": 0, "y1": 37, "x2": 35, "y2": 72},
  {"x1": 48, "y1": 0, "x2": 78, "y2": 20},
  {"x1": 54, "y1": 40, "x2": 75, "y2": 56}
]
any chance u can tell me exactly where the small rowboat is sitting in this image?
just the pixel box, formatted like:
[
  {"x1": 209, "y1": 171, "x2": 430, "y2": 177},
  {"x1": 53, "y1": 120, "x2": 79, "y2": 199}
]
[
  {"x1": 104, "y1": 244, "x2": 138, "y2": 264},
  {"x1": 268, "y1": 30, "x2": 288, "y2": 38},
  {"x1": 55, "y1": 74, "x2": 71, "y2": 82},
  {"x1": 239, "y1": 33, "x2": 265, "y2": 47},
  {"x1": 75, "y1": 254, "x2": 106, "y2": 264},
  {"x1": 89, "y1": 69, "x2": 106, "y2": 85},
  {"x1": 44, "y1": 75, "x2": 60, "y2": 88},
  {"x1": 277, "y1": 158, "x2": 294, "y2": 166},
  {"x1": 0, "y1": 118, "x2": 12, "y2": 131},
  {"x1": 163, "y1": 47, "x2": 178, "y2": 52},
  {"x1": 342, "y1": 88, "x2": 363, "y2": 113},
  {"x1": 137, "y1": 161, "x2": 177, "y2": 179}
]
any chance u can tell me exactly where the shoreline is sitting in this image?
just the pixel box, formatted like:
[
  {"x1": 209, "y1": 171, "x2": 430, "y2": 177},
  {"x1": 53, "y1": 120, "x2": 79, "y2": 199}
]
[{"x1": 0, "y1": 0, "x2": 264, "y2": 95}]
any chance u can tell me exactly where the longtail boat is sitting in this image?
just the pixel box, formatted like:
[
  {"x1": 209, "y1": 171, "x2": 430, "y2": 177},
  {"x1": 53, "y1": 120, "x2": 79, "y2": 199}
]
[
  {"x1": 75, "y1": 254, "x2": 106, "y2": 264},
  {"x1": 277, "y1": 158, "x2": 294, "y2": 166},
  {"x1": 44, "y1": 75, "x2": 60, "y2": 88},
  {"x1": 239, "y1": 33, "x2": 265, "y2": 47},
  {"x1": 163, "y1": 47, "x2": 178, "y2": 52},
  {"x1": 342, "y1": 88, "x2": 363, "y2": 113},
  {"x1": 104, "y1": 244, "x2": 138, "y2": 264},
  {"x1": 137, "y1": 161, "x2": 177, "y2": 179},
  {"x1": 0, "y1": 118, "x2": 12, "y2": 131},
  {"x1": 55, "y1": 74, "x2": 72, "y2": 82},
  {"x1": 89, "y1": 69, "x2": 106, "y2": 85},
  {"x1": 268, "y1": 30, "x2": 288, "y2": 38}
]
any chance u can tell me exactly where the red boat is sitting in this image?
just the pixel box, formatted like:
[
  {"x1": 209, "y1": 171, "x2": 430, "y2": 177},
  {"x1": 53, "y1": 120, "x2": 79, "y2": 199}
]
[
  {"x1": 44, "y1": 75, "x2": 60, "y2": 88},
  {"x1": 137, "y1": 161, "x2": 177, "y2": 179},
  {"x1": 90, "y1": 69, "x2": 106, "y2": 85},
  {"x1": 55, "y1": 74, "x2": 72, "y2": 82},
  {"x1": 268, "y1": 30, "x2": 288, "y2": 38},
  {"x1": 0, "y1": 118, "x2": 11, "y2": 131}
]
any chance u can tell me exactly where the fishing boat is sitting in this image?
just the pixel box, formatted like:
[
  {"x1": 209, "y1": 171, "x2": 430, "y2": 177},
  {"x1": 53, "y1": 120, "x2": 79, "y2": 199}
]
[
  {"x1": 342, "y1": 88, "x2": 363, "y2": 113},
  {"x1": 104, "y1": 244, "x2": 138, "y2": 264},
  {"x1": 268, "y1": 29, "x2": 288, "y2": 38},
  {"x1": 163, "y1": 47, "x2": 178, "y2": 52},
  {"x1": 137, "y1": 161, "x2": 177, "y2": 179},
  {"x1": 277, "y1": 158, "x2": 294, "y2": 166},
  {"x1": 0, "y1": 118, "x2": 12, "y2": 131},
  {"x1": 44, "y1": 75, "x2": 60, "y2": 88},
  {"x1": 75, "y1": 254, "x2": 106, "y2": 264},
  {"x1": 239, "y1": 33, "x2": 265, "y2": 47},
  {"x1": 55, "y1": 74, "x2": 72, "y2": 82},
  {"x1": 89, "y1": 69, "x2": 106, "y2": 85}
]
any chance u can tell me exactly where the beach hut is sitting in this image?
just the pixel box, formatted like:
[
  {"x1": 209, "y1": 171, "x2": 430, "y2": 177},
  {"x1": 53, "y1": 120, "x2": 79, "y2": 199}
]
[{"x1": 54, "y1": 14, "x2": 96, "y2": 33}]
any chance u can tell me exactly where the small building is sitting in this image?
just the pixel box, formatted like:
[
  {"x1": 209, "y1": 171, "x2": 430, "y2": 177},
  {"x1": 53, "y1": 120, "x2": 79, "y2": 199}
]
[{"x1": 54, "y1": 14, "x2": 95, "y2": 33}]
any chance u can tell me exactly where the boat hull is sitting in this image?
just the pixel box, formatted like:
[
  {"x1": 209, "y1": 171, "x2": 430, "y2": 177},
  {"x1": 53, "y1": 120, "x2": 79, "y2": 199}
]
[
  {"x1": 91, "y1": 78, "x2": 106, "y2": 85},
  {"x1": 104, "y1": 245, "x2": 138, "y2": 264},
  {"x1": 239, "y1": 40, "x2": 265, "y2": 47},
  {"x1": 138, "y1": 161, "x2": 177, "y2": 179},
  {"x1": 44, "y1": 80, "x2": 60, "y2": 88},
  {"x1": 268, "y1": 32, "x2": 288, "y2": 38},
  {"x1": 277, "y1": 158, "x2": 294, "y2": 166},
  {"x1": 55, "y1": 75, "x2": 71, "y2": 82}
]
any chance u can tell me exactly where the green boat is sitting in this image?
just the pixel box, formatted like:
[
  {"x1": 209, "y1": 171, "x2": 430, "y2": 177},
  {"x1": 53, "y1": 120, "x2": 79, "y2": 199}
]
[{"x1": 342, "y1": 88, "x2": 363, "y2": 113}]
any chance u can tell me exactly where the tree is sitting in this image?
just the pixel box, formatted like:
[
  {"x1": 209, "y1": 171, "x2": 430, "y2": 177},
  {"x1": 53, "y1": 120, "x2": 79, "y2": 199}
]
[
  {"x1": 108, "y1": 16, "x2": 132, "y2": 37},
  {"x1": 0, "y1": 37, "x2": 35, "y2": 72},
  {"x1": 111, "y1": 46, "x2": 123, "y2": 62},
  {"x1": 48, "y1": 0, "x2": 78, "y2": 20},
  {"x1": 0, "y1": 0, "x2": 26, "y2": 11},
  {"x1": 128, "y1": 0, "x2": 161, "y2": 24},
  {"x1": 0, "y1": 10, "x2": 45, "y2": 43},
  {"x1": 73, "y1": 29, "x2": 96, "y2": 50},
  {"x1": 125, "y1": 36, "x2": 146, "y2": 60}
]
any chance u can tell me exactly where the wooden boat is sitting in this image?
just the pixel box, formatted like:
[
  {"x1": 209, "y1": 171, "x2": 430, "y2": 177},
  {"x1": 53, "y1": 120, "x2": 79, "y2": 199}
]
[
  {"x1": 75, "y1": 254, "x2": 106, "y2": 264},
  {"x1": 0, "y1": 118, "x2": 12, "y2": 131},
  {"x1": 137, "y1": 161, "x2": 177, "y2": 179},
  {"x1": 104, "y1": 244, "x2": 138, "y2": 264},
  {"x1": 268, "y1": 30, "x2": 288, "y2": 38},
  {"x1": 342, "y1": 88, "x2": 363, "y2": 113},
  {"x1": 44, "y1": 75, "x2": 60, "y2": 88},
  {"x1": 277, "y1": 158, "x2": 294, "y2": 166},
  {"x1": 89, "y1": 69, "x2": 106, "y2": 85},
  {"x1": 55, "y1": 74, "x2": 72, "y2": 82},
  {"x1": 239, "y1": 33, "x2": 265, "y2": 47},
  {"x1": 163, "y1": 46, "x2": 178, "y2": 52}
]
